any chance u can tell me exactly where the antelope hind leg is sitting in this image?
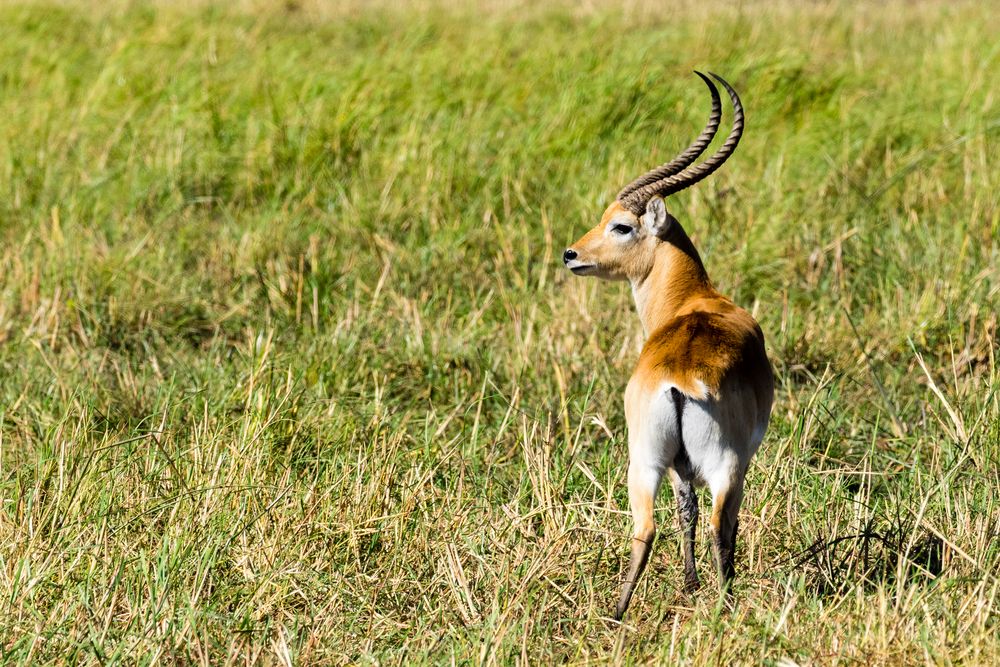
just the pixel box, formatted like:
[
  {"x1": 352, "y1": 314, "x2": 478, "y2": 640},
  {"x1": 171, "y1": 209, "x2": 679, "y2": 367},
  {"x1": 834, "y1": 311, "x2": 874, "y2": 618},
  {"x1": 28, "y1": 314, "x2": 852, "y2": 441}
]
[
  {"x1": 709, "y1": 481, "x2": 744, "y2": 592},
  {"x1": 614, "y1": 461, "x2": 663, "y2": 620}
]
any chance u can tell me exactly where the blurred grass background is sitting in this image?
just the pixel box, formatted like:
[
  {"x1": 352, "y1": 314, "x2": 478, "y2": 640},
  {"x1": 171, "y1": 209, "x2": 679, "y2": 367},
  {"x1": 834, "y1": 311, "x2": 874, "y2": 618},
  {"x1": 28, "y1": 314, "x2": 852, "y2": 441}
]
[{"x1": 0, "y1": 0, "x2": 998, "y2": 663}]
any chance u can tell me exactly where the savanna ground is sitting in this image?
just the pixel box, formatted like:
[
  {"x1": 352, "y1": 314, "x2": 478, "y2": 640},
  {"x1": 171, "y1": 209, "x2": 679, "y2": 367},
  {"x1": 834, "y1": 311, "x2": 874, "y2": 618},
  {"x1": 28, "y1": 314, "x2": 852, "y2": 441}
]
[{"x1": 0, "y1": 0, "x2": 998, "y2": 663}]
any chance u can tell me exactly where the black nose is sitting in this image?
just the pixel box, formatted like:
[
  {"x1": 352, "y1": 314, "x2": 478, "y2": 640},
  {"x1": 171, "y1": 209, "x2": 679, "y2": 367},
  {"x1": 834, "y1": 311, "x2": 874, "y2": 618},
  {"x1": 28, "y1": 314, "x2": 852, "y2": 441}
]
[{"x1": 563, "y1": 248, "x2": 577, "y2": 263}]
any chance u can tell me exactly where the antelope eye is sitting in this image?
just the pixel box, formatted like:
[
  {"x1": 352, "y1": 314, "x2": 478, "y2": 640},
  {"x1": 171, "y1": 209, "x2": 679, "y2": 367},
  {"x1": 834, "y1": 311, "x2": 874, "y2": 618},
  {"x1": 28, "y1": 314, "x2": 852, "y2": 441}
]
[{"x1": 611, "y1": 223, "x2": 633, "y2": 235}]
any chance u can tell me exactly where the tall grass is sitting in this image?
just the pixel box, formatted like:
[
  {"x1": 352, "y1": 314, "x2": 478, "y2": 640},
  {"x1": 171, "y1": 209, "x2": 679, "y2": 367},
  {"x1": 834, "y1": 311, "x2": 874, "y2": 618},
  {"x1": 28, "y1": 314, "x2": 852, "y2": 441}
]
[{"x1": 0, "y1": 0, "x2": 998, "y2": 663}]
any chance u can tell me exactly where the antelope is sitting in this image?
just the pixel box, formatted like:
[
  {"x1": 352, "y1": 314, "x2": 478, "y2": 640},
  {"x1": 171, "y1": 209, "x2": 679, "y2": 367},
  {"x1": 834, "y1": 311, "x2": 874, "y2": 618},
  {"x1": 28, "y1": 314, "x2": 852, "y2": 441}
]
[{"x1": 563, "y1": 72, "x2": 774, "y2": 620}]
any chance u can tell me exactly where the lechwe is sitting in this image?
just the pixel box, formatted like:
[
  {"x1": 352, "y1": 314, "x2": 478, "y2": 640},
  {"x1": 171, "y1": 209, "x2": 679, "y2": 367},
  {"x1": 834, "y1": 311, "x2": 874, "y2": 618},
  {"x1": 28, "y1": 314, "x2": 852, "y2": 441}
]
[{"x1": 563, "y1": 72, "x2": 773, "y2": 620}]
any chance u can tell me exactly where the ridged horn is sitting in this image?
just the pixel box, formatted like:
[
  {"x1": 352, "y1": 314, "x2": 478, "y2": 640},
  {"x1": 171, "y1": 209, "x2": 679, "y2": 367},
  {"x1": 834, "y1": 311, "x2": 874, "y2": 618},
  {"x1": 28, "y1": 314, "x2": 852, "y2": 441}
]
[
  {"x1": 619, "y1": 72, "x2": 744, "y2": 216},
  {"x1": 617, "y1": 71, "x2": 721, "y2": 202}
]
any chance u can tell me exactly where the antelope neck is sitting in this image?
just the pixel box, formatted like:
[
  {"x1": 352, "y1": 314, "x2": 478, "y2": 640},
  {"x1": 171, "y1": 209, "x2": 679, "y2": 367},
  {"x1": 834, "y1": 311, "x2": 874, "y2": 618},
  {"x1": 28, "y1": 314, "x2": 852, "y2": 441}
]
[{"x1": 630, "y1": 236, "x2": 713, "y2": 337}]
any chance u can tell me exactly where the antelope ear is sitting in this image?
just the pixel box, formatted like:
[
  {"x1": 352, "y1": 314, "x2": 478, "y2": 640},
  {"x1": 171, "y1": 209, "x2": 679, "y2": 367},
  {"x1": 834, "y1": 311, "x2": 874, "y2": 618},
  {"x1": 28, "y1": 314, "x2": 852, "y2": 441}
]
[{"x1": 642, "y1": 196, "x2": 674, "y2": 237}]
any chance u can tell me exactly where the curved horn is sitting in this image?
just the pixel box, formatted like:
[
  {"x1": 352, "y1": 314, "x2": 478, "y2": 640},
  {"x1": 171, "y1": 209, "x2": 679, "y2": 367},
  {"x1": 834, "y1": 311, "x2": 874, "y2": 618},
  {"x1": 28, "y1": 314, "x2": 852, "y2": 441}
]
[
  {"x1": 619, "y1": 72, "x2": 744, "y2": 216},
  {"x1": 617, "y1": 71, "x2": 722, "y2": 202}
]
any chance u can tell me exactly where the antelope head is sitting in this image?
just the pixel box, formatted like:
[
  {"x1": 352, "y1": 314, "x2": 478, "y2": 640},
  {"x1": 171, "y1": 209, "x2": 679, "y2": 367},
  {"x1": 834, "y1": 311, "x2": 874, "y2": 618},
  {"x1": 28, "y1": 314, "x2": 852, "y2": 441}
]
[{"x1": 563, "y1": 72, "x2": 744, "y2": 285}]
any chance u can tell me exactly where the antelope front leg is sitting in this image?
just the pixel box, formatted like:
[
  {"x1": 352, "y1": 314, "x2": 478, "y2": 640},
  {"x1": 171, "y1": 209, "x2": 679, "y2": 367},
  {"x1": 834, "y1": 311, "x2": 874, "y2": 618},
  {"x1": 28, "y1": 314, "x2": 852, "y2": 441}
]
[
  {"x1": 614, "y1": 461, "x2": 663, "y2": 620},
  {"x1": 668, "y1": 468, "x2": 700, "y2": 592}
]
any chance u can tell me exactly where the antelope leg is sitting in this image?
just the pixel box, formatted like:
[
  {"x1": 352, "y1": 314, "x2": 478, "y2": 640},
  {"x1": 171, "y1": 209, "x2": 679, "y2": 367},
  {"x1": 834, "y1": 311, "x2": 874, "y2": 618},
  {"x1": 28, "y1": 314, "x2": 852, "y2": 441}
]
[{"x1": 614, "y1": 462, "x2": 662, "y2": 620}]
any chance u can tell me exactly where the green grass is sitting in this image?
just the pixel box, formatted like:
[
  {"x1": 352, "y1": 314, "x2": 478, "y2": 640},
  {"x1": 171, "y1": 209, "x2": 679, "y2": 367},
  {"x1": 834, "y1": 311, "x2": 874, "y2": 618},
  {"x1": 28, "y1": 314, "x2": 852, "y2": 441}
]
[{"x1": 1, "y1": 0, "x2": 998, "y2": 663}]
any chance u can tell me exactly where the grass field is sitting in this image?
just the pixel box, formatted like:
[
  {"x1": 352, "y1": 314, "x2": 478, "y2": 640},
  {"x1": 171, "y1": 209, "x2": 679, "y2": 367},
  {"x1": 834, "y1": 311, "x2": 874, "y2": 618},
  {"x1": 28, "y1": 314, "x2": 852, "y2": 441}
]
[{"x1": 1, "y1": 0, "x2": 998, "y2": 663}]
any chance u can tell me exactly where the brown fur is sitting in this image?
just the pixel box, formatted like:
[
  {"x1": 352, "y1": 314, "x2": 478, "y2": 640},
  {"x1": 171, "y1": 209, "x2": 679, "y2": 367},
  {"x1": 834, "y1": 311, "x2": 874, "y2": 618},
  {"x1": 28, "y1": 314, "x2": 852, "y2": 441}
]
[{"x1": 637, "y1": 301, "x2": 769, "y2": 400}]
